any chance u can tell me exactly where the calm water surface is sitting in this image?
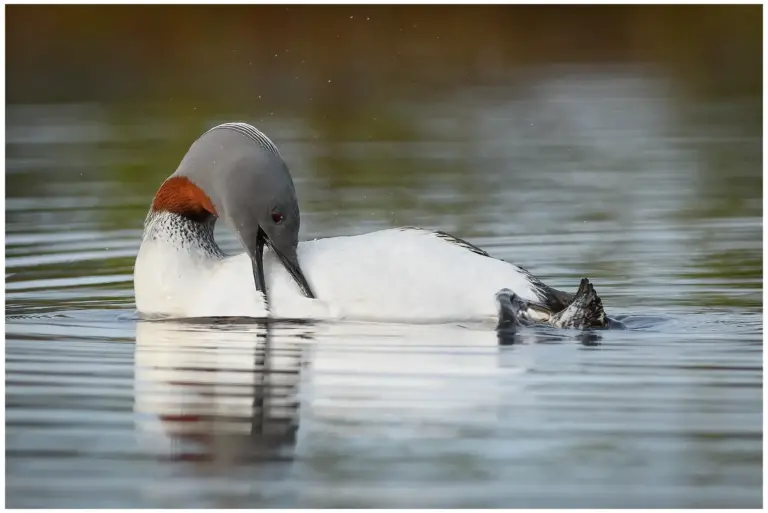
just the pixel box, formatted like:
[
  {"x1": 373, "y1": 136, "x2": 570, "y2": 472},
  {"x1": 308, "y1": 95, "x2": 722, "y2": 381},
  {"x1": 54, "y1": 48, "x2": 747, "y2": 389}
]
[{"x1": 5, "y1": 71, "x2": 762, "y2": 507}]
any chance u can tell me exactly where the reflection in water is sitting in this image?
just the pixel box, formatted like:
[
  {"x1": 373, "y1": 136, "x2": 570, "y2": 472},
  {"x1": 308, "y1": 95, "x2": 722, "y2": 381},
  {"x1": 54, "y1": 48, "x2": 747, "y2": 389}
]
[
  {"x1": 497, "y1": 327, "x2": 603, "y2": 347},
  {"x1": 133, "y1": 320, "x2": 528, "y2": 470},
  {"x1": 134, "y1": 320, "x2": 305, "y2": 466},
  {"x1": 5, "y1": 310, "x2": 761, "y2": 508}
]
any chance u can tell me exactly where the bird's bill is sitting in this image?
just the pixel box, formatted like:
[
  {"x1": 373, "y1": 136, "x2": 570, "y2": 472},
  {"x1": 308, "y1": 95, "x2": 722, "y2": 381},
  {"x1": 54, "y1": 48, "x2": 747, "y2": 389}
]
[
  {"x1": 249, "y1": 229, "x2": 268, "y2": 300},
  {"x1": 271, "y1": 243, "x2": 315, "y2": 299},
  {"x1": 249, "y1": 229, "x2": 315, "y2": 300}
]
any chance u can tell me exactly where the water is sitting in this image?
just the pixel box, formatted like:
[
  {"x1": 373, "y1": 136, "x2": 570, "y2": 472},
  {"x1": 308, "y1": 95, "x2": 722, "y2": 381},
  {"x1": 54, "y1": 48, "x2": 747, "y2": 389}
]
[{"x1": 5, "y1": 10, "x2": 763, "y2": 507}]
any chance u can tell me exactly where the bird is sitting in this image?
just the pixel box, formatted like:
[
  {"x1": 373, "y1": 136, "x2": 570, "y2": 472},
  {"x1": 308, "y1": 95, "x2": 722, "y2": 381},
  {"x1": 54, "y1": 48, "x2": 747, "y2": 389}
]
[{"x1": 134, "y1": 122, "x2": 583, "y2": 325}]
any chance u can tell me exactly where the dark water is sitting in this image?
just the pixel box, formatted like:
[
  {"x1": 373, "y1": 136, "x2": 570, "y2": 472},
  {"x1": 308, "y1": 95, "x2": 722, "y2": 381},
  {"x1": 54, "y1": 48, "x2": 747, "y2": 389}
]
[{"x1": 5, "y1": 5, "x2": 762, "y2": 508}]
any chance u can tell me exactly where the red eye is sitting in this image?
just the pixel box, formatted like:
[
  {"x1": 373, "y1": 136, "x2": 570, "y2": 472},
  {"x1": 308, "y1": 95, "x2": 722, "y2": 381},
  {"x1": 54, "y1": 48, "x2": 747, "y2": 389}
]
[{"x1": 271, "y1": 211, "x2": 284, "y2": 224}]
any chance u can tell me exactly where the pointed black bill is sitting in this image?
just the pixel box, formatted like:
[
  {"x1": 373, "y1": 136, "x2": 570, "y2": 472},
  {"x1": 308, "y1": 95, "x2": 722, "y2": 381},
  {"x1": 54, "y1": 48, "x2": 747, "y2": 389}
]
[
  {"x1": 272, "y1": 244, "x2": 315, "y2": 299},
  {"x1": 251, "y1": 228, "x2": 268, "y2": 301},
  {"x1": 250, "y1": 228, "x2": 315, "y2": 301}
]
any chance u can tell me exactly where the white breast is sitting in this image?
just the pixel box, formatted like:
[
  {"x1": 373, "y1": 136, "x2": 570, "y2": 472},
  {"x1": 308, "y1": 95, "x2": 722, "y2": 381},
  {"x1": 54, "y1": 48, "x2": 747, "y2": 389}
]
[{"x1": 135, "y1": 227, "x2": 543, "y2": 323}]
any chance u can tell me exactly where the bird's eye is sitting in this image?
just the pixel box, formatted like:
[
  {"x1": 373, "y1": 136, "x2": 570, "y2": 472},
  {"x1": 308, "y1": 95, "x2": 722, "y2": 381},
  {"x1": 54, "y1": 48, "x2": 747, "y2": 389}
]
[{"x1": 271, "y1": 211, "x2": 284, "y2": 224}]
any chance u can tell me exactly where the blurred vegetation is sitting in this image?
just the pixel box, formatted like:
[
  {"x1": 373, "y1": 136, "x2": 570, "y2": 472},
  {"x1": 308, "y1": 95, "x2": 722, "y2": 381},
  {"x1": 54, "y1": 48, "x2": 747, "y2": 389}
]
[{"x1": 7, "y1": 5, "x2": 761, "y2": 105}]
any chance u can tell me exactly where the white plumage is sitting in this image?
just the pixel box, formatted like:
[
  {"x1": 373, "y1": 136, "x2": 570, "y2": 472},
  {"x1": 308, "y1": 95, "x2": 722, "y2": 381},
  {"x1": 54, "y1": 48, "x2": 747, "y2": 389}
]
[{"x1": 135, "y1": 218, "x2": 546, "y2": 324}]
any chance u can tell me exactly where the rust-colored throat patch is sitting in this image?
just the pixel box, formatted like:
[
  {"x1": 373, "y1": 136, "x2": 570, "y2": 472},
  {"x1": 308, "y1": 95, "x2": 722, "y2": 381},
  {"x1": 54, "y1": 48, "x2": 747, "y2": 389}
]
[{"x1": 152, "y1": 176, "x2": 218, "y2": 221}]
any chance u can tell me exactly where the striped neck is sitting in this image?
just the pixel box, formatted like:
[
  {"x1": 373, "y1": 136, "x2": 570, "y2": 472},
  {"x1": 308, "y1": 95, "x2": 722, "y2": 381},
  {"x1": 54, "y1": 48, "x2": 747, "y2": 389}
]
[{"x1": 142, "y1": 210, "x2": 226, "y2": 260}]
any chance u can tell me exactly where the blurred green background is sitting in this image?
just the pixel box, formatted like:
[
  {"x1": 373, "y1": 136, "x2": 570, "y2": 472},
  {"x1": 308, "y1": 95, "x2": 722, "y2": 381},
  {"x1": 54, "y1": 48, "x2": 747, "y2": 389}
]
[
  {"x1": 7, "y1": 5, "x2": 761, "y2": 103},
  {"x1": 7, "y1": 5, "x2": 761, "y2": 192}
]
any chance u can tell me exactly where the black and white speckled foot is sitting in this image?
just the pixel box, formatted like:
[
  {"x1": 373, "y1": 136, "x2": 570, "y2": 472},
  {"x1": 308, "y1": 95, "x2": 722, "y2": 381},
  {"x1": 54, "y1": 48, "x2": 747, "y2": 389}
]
[{"x1": 551, "y1": 278, "x2": 608, "y2": 329}]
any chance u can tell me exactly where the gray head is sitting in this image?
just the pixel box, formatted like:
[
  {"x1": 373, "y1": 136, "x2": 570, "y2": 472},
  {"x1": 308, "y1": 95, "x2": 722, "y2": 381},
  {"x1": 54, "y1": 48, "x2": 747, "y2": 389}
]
[{"x1": 151, "y1": 122, "x2": 314, "y2": 301}]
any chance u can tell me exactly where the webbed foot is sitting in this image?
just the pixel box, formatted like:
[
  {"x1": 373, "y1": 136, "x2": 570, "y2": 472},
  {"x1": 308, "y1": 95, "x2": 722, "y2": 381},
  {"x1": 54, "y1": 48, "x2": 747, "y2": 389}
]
[{"x1": 551, "y1": 278, "x2": 607, "y2": 329}]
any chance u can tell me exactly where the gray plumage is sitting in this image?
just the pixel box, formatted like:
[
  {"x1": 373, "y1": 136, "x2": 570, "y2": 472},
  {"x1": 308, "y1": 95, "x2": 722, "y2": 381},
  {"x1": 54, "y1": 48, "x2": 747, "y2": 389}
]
[{"x1": 170, "y1": 122, "x2": 314, "y2": 301}]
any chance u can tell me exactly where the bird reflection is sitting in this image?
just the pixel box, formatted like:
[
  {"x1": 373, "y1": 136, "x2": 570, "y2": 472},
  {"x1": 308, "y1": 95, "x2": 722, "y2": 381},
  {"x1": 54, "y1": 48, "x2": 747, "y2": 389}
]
[
  {"x1": 496, "y1": 326, "x2": 603, "y2": 346},
  {"x1": 133, "y1": 318, "x2": 313, "y2": 466},
  {"x1": 134, "y1": 317, "x2": 605, "y2": 468}
]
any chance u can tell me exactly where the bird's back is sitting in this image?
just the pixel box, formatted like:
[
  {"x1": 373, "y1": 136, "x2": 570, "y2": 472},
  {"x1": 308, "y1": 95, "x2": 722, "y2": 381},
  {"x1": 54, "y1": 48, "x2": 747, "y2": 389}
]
[{"x1": 268, "y1": 228, "x2": 546, "y2": 323}]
